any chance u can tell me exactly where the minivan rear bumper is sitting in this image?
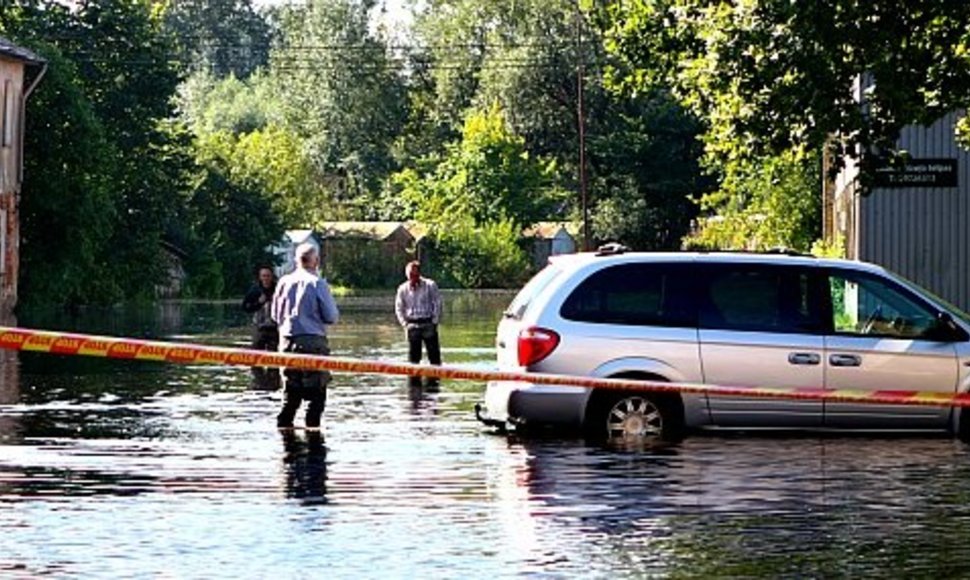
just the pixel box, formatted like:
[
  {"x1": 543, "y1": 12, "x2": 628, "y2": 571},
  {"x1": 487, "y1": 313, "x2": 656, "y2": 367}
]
[{"x1": 481, "y1": 380, "x2": 590, "y2": 428}]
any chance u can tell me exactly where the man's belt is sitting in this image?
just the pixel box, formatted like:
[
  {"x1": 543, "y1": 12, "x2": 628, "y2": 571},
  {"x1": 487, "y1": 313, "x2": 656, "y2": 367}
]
[{"x1": 407, "y1": 317, "x2": 433, "y2": 324}]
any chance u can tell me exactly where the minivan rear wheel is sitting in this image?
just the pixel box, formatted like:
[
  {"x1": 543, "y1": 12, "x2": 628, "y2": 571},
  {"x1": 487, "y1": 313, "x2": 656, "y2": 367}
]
[
  {"x1": 585, "y1": 382, "x2": 684, "y2": 444},
  {"x1": 606, "y1": 395, "x2": 664, "y2": 439}
]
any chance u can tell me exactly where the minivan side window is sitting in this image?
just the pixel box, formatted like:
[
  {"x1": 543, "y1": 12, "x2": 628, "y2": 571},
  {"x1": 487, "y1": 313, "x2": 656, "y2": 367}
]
[
  {"x1": 700, "y1": 265, "x2": 823, "y2": 334},
  {"x1": 828, "y1": 270, "x2": 938, "y2": 339},
  {"x1": 560, "y1": 263, "x2": 694, "y2": 327},
  {"x1": 504, "y1": 264, "x2": 564, "y2": 320}
]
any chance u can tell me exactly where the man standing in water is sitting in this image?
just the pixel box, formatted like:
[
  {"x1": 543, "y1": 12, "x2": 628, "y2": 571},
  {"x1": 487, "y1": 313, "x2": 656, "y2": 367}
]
[
  {"x1": 395, "y1": 260, "x2": 443, "y2": 387},
  {"x1": 242, "y1": 266, "x2": 280, "y2": 390},
  {"x1": 242, "y1": 266, "x2": 279, "y2": 351},
  {"x1": 271, "y1": 243, "x2": 339, "y2": 430}
]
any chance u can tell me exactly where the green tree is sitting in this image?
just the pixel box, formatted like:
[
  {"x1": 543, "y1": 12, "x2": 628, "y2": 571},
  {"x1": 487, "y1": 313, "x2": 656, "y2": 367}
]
[
  {"x1": 161, "y1": 0, "x2": 271, "y2": 78},
  {"x1": 685, "y1": 151, "x2": 821, "y2": 252},
  {"x1": 176, "y1": 70, "x2": 281, "y2": 135},
  {"x1": 394, "y1": 104, "x2": 560, "y2": 227},
  {"x1": 410, "y1": 0, "x2": 709, "y2": 250},
  {"x1": 195, "y1": 127, "x2": 327, "y2": 228},
  {"x1": 426, "y1": 217, "x2": 531, "y2": 289},
  {"x1": 588, "y1": 93, "x2": 708, "y2": 249},
  {"x1": 18, "y1": 44, "x2": 121, "y2": 307},
  {"x1": 55, "y1": 0, "x2": 187, "y2": 298},
  {"x1": 270, "y1": 0, "x2": 408, "y2": 212},
  {"x1": 176, "y1": 70, "x2": 327, "y2": 227},
  {"x1": 7, "y1": 0, "x2": 282, "y2": 303},
  {"x1": 180, "y1": 160, "x2": 282, "y2": 297},
  {"x1": 594, "y1": 1, "x2": 970, "y2": 181}
]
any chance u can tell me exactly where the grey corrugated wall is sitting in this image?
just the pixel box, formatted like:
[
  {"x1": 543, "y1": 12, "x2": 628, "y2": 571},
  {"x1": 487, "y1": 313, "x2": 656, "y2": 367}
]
[{"x1": 859, "y1": 111, "x2": 970, "y2": 311}]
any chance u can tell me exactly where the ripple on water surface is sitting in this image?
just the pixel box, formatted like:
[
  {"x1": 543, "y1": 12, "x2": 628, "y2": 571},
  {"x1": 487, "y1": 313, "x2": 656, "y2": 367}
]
[{"x1": 3, "y1": 302, "x2": 970, "y2": 577}]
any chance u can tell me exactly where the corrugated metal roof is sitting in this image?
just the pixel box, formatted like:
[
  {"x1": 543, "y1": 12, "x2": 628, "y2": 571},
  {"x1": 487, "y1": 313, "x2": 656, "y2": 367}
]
[
  {"x1": 285, "y1": 229, "x2": 317, "y2": 244},
  {"x1": 0, "y1": 36, "x2": 44, "y2": 64},
  {"x1": 522, "y1": 221, "x2": 580, "y2": 239}
]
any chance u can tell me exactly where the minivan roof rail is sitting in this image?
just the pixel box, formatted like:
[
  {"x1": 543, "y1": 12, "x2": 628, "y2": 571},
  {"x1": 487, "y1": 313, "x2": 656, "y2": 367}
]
[
  {"x1": 697, "y1": 247, "x2": 815, "y2": 258},
  {"x1": 762, "y1": 247, "x2": 815, "y2": 257},
  {"x1": 595, "y1": 242, "x2": 629, "y2": 256}
]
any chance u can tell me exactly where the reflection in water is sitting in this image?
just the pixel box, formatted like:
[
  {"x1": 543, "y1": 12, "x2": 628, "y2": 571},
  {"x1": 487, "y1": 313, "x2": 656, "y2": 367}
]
[
  {"x1": 4, "y1": 299, "x2": 970, "y2": 576},
  {"x1": 250, "y1": 366, "x2": 281, "y2": 391},
  {"x1": 405, "y1": 376, "x2": 442, "y2": 418},
  {"x1": 280, "y1": 430, "x2": 328, "y2": 505},
  {"x1": 489, "y1": 434, "x2": 970, "y2": 577},
  {"x1": 0, "y1": 311, "x2": 18, "y2": 441}
]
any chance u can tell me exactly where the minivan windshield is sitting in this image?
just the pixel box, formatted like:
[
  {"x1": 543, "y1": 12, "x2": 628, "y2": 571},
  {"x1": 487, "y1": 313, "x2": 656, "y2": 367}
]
[{"x1": 503, "y1": 265, "x2": 564, "y2": 320}]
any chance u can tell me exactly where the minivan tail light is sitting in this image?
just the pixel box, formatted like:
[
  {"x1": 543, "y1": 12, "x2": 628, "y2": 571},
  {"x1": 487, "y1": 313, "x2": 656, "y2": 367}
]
[{"x1": 517, "y1": 327, "x2": 561, "y2": 367}]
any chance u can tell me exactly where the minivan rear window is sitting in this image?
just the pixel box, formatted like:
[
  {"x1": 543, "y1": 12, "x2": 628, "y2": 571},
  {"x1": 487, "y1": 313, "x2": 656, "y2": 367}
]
[
  {"x1": 503, "y1": 265, "x2": 564, "y2": 320},
  {"x1": 559, "y1": 263, "x2": 695, "y2": 327}
]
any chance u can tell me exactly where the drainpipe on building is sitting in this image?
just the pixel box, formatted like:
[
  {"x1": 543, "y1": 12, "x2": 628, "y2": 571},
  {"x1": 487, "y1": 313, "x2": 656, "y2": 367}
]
[{"x1": 18, "y1": 61, "x2": 47, "y2": 191}]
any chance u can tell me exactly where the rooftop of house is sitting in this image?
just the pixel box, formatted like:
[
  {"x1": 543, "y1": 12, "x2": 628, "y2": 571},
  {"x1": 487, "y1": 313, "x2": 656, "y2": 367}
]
[
  {"x1": 319, "y1": 221, "x2": 412, "y2": 241},
  {"x1": 285, "y1": 229, "x2": 317, "y2": 244},
  {"x1": 0, "y1": 36, "x2": 44, "y2": 64},
  {"x1": 522, "y1": 221, "x2": 581, "y2": 239}
]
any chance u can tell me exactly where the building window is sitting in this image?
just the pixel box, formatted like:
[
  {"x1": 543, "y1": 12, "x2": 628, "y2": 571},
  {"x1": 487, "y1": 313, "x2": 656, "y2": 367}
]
[
  {"x1": 0, "y1": 208, "x2": 6, "y2": 275},
  {"x1": 2, "y1": 79, "x2": 13, "y2": 148},
  {"x1": 0, "y1": 80, "x2": 6, "y2": 148}
]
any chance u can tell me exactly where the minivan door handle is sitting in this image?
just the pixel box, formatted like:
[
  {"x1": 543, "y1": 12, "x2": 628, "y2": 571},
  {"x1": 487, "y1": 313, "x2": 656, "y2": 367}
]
[
  {"x1": 788, "y1": 352, "x2": 821, "y2": 365},
  {"x1": 829, "y1": 354, "x2": 862, "y2": 367}
]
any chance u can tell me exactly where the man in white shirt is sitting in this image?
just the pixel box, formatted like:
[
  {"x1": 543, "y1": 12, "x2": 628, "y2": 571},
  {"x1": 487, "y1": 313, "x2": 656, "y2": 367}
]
[{"x1": 394, "y1": 260, "x2": 442, "y2": 386}]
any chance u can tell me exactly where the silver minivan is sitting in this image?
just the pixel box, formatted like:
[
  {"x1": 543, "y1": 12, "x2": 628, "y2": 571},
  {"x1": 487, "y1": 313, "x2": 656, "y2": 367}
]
[{"x1": 476, "y1": 247, "x2": 970, "y2": 442}]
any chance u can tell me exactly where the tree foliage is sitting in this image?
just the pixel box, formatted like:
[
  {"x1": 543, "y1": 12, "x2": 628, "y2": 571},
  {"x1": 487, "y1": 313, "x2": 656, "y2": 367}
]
[
  {"x1": 685, "y1": 151, "x2": 821, "y2": 252},
  {"x1": 594, "y1": 0, "x2": 970, "y2": 180},
  {"x1": 412, "y1": 0, "x2": 710, "y2": 250},
  {"x1": 394, "y1": 104, "x2": 560, "y2": 227},
  {"x1": 5, "y1": 0, "x2": 284, "y2": 305},
  {"x1": 2, "y1": 0, "x2": 757, "y2": 302},
  {"x1": 161, "y1": 0, "x2": 271, "y2": 78},
  {"x1": 270, "y1": 0, "x2": 408, "y2": 211},
  {"x1": 425, "y1": 217, "x2": 531, "y2": 289},
  {"x1": 18, "y1": 43, "x2": 121, "y2": 306}
]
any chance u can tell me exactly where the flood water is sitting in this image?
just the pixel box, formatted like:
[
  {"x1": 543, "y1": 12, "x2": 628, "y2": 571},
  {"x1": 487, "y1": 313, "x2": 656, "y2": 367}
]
[{"x1": 3, "y1": 292, "x2": 970, "y2": 577}]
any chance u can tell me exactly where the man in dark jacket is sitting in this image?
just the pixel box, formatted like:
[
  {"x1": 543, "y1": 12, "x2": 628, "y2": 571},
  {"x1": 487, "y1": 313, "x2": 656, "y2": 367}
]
[
  {"x1": 243, "y1": 266, "x2": 279, "y2": 350},
  {"x1": 242, "y1": 266, "x2": 280, "y2": 389}
]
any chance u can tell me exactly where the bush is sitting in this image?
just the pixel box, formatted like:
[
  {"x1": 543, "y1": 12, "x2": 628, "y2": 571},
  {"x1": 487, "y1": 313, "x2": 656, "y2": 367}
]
[
  {"x1": 426, "y1": 218, "x2": 531, "y2": 288},
  {"x1": 324, "y1": 240, "x2": 406, "y2": 288}
]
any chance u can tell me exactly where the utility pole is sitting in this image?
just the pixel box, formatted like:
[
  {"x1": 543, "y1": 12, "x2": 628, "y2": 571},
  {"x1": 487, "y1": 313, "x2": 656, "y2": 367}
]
[{"x1": 576, "y1": 2, "x2": 589, "y2": 251}]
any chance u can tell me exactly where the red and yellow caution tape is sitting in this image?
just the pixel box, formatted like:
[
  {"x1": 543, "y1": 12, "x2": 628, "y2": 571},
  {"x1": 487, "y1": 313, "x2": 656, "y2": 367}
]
[{"x1": 1, "y1": 326, "x2": 969, "y2": 408}]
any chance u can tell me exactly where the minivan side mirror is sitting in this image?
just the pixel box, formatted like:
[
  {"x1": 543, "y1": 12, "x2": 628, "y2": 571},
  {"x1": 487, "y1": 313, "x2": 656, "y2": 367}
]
[{"x1": 924, "y1": 312, "x2": 970, "y2": 342}]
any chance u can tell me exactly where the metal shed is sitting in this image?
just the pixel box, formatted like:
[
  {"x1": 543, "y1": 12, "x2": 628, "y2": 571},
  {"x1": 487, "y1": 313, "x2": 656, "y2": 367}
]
[{"x1": 826, "y1": 110, "x2": 970, "y2": 311}]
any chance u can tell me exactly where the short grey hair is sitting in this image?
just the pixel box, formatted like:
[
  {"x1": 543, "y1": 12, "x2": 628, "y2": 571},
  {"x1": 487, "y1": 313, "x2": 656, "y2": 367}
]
[{"x1": 295, "y1": 242, "x2": 318, "y2": 267}]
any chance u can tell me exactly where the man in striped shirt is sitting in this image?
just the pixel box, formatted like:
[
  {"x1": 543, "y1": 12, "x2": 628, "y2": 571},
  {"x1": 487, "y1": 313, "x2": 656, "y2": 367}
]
[{"x1": 395, "y1": 260, "x2": 443, "y2": 386}]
